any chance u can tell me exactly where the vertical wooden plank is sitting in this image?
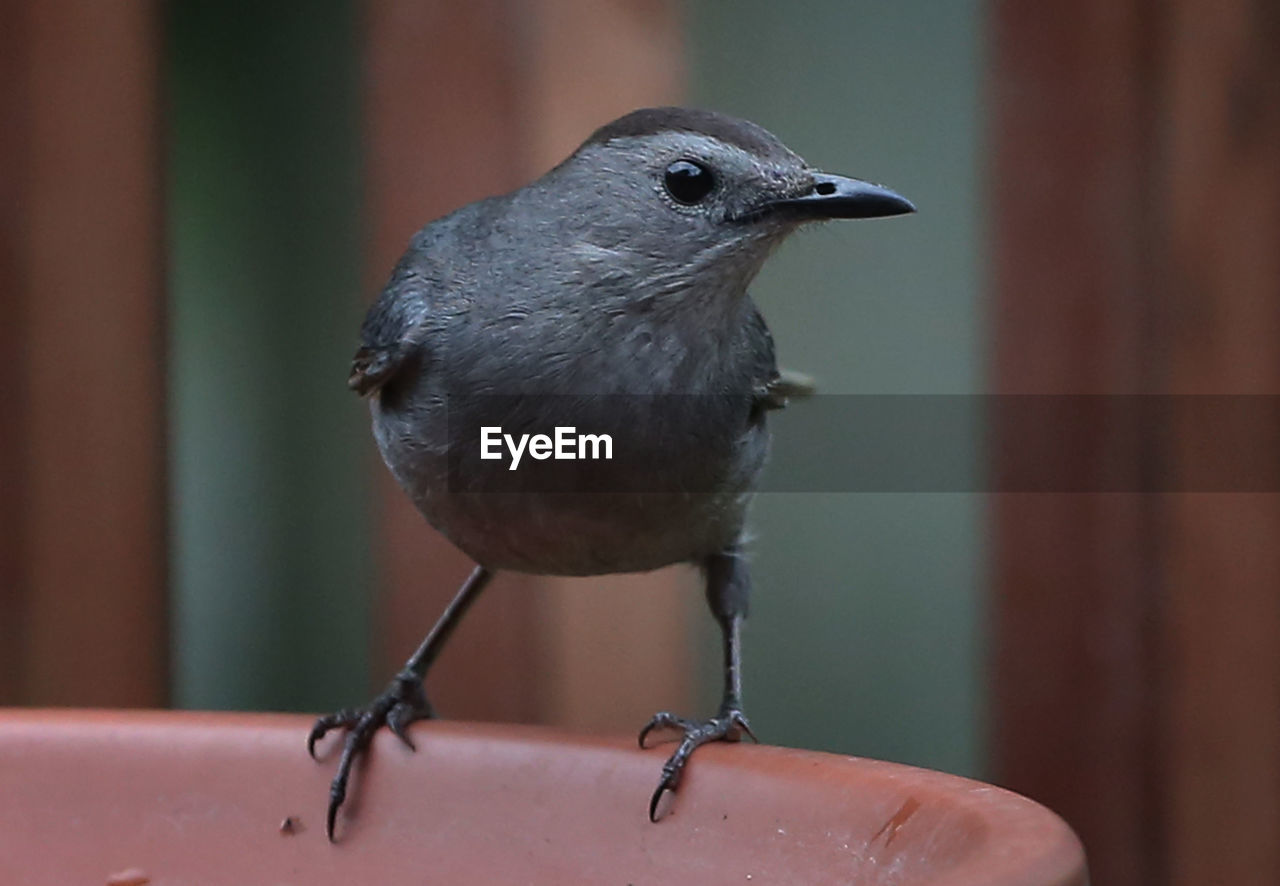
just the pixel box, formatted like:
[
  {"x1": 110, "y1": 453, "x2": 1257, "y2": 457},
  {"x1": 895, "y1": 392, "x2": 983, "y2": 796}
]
[
  {"x1": 521, "y1": 0, "x2": 685, "y2": 165},
  {"x1": 521, "y1": 0, "x2": 696, "y2": 734},
  {"x1": 0, "y1": 0, "x2": 29, "y2": 704},
  {"x1": 989, "y1": 3, "x2": 1162, "y2": 884},
  {"x1": 1, "y1": 0, "x2": 167, "y2": 706},
  {"x1": 1162, "y1": 2, "x2": 1280, "y2": 884},
  {"x1": 994, "y1": 2, "x2": 1280, "y2": 885},
  {"x1": 363, "y1": 0, "x2": 542, "y2": 723}
]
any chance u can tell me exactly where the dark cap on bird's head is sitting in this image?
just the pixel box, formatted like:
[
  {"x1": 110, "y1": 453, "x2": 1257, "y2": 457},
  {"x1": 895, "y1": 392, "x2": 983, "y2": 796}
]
[{"x1": 585, "y1": 107, "x2": 804, "y2": 167}]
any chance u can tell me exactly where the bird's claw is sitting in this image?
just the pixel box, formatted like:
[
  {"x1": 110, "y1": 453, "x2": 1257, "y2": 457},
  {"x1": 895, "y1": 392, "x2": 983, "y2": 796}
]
[
  {"x1": 638, "y1": 707, "x2": 755, "y2": 821},
  {"x1": 307, "y1": 670, "x2": 434, "y2": 841}
]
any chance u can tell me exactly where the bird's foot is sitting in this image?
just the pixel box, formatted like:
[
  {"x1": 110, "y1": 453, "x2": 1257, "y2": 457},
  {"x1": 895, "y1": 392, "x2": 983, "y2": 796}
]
[
  {"x1": 307, "y1": 669, "x2": 434, "y2": 840},
  {"x1": 638, "y1": 707, "x2": 757, "y2": 821}
]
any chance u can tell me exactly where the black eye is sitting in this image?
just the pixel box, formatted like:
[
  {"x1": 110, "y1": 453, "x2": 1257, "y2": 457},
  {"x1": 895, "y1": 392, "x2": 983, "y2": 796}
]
[{"x1": 663, "y1": 159, "x2": 715, "y2": 205}]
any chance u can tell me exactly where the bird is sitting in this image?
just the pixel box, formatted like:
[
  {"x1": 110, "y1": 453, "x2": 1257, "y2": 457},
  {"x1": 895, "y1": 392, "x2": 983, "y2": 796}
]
[{"x1": 308, "y1": 106, "x2": 914, "y2": 840}]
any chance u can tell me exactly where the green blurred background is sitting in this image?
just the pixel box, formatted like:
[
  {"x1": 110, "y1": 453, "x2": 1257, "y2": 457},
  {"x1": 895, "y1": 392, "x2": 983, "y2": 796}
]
[{"x1": 688, "y1": 0, "x2": 983, "y2": 777}]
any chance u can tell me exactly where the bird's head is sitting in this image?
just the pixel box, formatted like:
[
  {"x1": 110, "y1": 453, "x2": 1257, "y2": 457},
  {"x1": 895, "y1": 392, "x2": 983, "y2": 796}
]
[{"x1": 537, "y1": 107, "x2": 914, "y2": 304}]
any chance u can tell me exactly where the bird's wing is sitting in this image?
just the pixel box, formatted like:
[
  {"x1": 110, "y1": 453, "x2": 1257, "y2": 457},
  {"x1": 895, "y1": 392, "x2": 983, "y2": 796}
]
[
  {"x1": 348, "y1": 261, "x2": 433, "y2": 396},
  {"x1": 348, "y1": 345, "x2": 400, "y2": 396},
  {"x1": 746, "y1": 305, "x2": 816, "y2": 412}
]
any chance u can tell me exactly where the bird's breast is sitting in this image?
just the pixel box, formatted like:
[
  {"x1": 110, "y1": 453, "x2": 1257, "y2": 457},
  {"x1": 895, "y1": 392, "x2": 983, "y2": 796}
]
[{"x1": 369, "y1": 289, "x2": 771, "y2": 574}]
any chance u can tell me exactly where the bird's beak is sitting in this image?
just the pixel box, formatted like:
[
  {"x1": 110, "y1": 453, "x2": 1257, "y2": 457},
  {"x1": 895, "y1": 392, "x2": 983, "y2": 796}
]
[{"x1": 763, "y1": 172, "x2": 916, "y2": 220}]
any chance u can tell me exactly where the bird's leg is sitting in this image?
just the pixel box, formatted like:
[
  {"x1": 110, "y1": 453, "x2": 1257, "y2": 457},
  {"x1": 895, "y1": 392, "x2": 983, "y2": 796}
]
[
  {"x1": 638, "y1": 547, "x2": 756, "y2": 820},
  {"x1": 308, "y1": 564, "x2": 494, "y2": 840}
]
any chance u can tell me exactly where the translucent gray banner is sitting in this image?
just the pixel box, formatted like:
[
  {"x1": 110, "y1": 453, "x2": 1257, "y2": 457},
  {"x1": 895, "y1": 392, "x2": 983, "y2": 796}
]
[{"x1": 439, "y1": 395, "x2": 1280, "y2": 493}]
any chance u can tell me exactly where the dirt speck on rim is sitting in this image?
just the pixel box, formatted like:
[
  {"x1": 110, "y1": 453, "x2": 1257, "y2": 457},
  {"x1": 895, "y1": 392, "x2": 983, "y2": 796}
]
[{"x1": 106, "y1": 868, "x2": 150, "y2": 886}]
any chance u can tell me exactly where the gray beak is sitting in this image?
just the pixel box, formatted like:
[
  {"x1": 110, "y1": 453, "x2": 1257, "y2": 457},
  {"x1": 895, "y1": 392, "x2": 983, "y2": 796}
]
[{"x1": 765, "y1": 172, "x2": 916, "y2": 220}]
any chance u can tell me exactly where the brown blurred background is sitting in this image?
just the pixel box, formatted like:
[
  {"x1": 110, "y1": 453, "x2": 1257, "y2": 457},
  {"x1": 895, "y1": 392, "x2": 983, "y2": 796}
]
[{"x1": 3, "y1": 2, "x2": 1279, "y2": 885}]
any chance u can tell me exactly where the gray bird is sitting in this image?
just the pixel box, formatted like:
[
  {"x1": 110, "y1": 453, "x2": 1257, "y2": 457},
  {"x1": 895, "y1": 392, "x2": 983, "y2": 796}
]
[{"x1": 309, "y1": 107, "x2": 914, "y2": 839}]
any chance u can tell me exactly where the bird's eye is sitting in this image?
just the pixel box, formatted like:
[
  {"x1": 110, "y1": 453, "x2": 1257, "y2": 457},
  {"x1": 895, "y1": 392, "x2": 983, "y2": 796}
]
[{"x1": 663, "y1": 159, "x2": 715, "y2": 205}]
